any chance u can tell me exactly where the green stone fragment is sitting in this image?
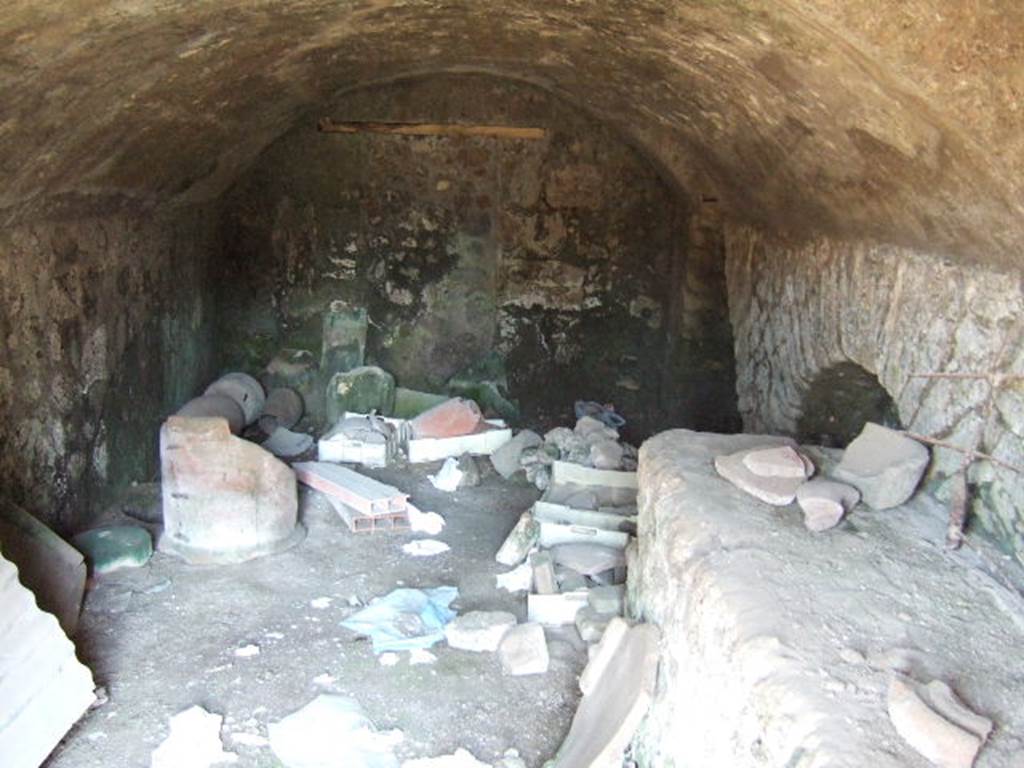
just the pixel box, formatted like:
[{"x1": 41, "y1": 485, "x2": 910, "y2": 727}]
[
  {"x1": 326, "y1": 366, "x2": 396, "y2": 424},
  {"x1": 72, "y1": 525, "x2": 153, "y2": 574}
]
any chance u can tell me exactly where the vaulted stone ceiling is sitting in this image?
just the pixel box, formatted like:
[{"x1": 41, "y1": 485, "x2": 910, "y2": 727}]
[{"x1": 2, "y1": 0, "x2": 1022, "y2": 265}]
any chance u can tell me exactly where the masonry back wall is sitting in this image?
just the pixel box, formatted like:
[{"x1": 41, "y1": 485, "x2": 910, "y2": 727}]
[
  {"x1": 0, "y1": 208, "x2": 217, "y2": 531},
  {"x1": 217, "y1": 74, "x2": 739, "y2": 439}
]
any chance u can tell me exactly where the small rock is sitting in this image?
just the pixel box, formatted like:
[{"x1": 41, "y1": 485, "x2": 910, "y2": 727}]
[
  {"x1": 495, "y1": 563, "x2": 533, "y2": 593},
  {"x1": 402, "y1": 748, "x2": 491, "y2": 768},
  {"x1": 575, "y1": 606, "x2": 611, "y2": 643},
  {"x1": 73, "y1": 525, "x2": 153, "y2": 575},
  {"x1": 444, "y1": 611, "x2": 517, "y2": 652},
  {"x1": 498, "y1": 623, "x2": 550, "y2": 676},
  {"x1": 456, "y1": 454, "x2": 480, "y2": 488},
  {"x1": 838, "y1": 647, "x2": 866, "y2": 665},
  {"x1": 151, "y1": 706, "x2": 238, "y2": 768},
  {"x1": 234, "y1": 644, "x2": 260, "y2": 658},
  {"x1": 587, "y1": 585, "x2": 625, "y2": 616},
  {"x1": 887, "y1": 676, "x2": 988, "y2": 768},
  {"x1": 590, "y1": 440, "x2": 624, "y2": 470},
  {"x1": 490, "y1": 430, "x2": 542, "y2": 478},
  {"x1": 402, "y1": 539, "x2": 450, "y2": 557},
  {"x1": 796, "y1": 479, "x2": 860, "y2": 531},
  {"x1": 495, "y1": 749, "x2": 528, "y2": 768},
  {"x1": 834, "y1": 423, "x2": 930, "y2": 509}
]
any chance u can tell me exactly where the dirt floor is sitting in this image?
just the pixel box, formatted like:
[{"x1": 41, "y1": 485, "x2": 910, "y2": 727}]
[{"x1": 47, "y1": 460, "x2": 585, "y2": 767}]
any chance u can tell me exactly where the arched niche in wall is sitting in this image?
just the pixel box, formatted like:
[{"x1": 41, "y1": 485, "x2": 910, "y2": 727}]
[{"x1": 797, "y1": 361, "x2": 901, "y2": 448}]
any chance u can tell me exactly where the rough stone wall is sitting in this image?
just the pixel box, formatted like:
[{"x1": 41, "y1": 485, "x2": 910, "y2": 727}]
[
  {"x1": 724, "y1": 226, "x2": 1024, "y2": 562},
  {"x1": 0, "y1": 208, "x2": 217, "y2": 531},
  {"x1": 218, "y1": 75, "x2": 738, "y2": 439}
]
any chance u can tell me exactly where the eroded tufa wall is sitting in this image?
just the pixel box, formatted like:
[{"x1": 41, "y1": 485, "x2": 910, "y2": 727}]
[
  {"x1": 0, "y1": 208, "x2": 217, "y2": 531},
  {"x1": 725, "y1": 226, "x2": 1024, "y2": 562},
  {"x1": 217, "y1": 75, "x2": 739, "y2": 439}
]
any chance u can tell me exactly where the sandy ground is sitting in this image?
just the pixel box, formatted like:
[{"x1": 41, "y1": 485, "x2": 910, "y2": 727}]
[{"x1": 46, "y1": 460, "x2": 584, "y2": 768}]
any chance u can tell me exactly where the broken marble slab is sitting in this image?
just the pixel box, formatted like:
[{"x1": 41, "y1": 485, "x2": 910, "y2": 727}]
[
  {"x1": 444, "y1": 611, "x2": 517, "y2": 652},
  {"x1": 714, "y1": 444, "x2": 813, "y2": 506},
  {"x1": 795, "y1": 479, "x2": 860, "y2": 532},
  {"x1": 530, "y1": 551, "x2": 558, "y2": 595},
  {"x1": 590, "y1": 440, "x2": 624, "y2": 470},
  {"x1": 527, "y1": 592, "x2": 589, "y2": 625},
  {"x1": 834, "y1": 422, "x2": 930, "y2": 509},
  {"x1": 575, "y1": 606, "x2": 611, "y2": 643},
  {"x1": 550, "y1": 618, "x2": 660, "y2": 767},
  {"x1": 262, "y1": 426, "x2": 314, "y2": 458},
  {"x1": 151, "y1": 706, "x2": 237, "y2": 768},
  {"x1": 550, "y1": 543, "x2": 626, "y2": 576},
  {"x1": 269, "y1": 694, "x2": 402, "y2": 768},
  {"x1": 498, "y1": 622, "x2": 550, "y2": 676},
  {"x1": 494, "y1": 511, "x2": 539, "y2": 567},
  {"x1": 887, "y1": 676, "x2": 991, "y2": 768}
]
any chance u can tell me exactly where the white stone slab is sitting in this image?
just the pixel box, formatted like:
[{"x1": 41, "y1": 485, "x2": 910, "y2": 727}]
[
  {"x1": 407, "y1": 420, "x2": 511, "y2": 464},
  {"x1": 0, "y1": 553, "x2": 95, "y2": 768}
]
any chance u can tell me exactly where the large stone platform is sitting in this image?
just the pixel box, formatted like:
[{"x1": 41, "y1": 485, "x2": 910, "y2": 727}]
[{"x1": 630, "y1": 430, "x2": 1024, "y2": 768}]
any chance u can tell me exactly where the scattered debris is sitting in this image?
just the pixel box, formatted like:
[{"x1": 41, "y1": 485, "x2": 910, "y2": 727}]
[
  {"x1": 0, "y1": 498, "x2": 86, "y2": 636},
  {"x1": 887, "y1": 676, "x2": 991, "y2": 768},
  {"x1": 160, "y1": 416, "x2": 303, "y2": 564},
  {"x1": 378, "y1": 652, "x2": 400, "y2": 667},
  {"x1": 234, "y1": 644, "x2": 260, "y2": 658},
  {"x1": 714, "y1": 442, "x2": 813, "y2": 506},
  {"x1": 269, "y1": 694, "x2": 402, "y2": 768},
  {"x1": 408, "y1": 649, "x2": 437, "y2": 665},
  {"x1": 407, "y1": 505, "x2": 446, "y2": 535},
  {"x1": 530, "y1": 551, "x2": 558, "y2": 595},
  {"x1": 498, "y1": 623, "x2": 550, "y2": 676},
  {"x1": 835, "y1": 422, "x2": 930, "y2": 509},
  {"x1": 318, "y1": 414, "x2": 399, "y2": 468},
  {"x1": 72, "y1": 524, "x2": 153, "y2": 575},
  {"x1": 310, "y1": 597, "x2": 332, "y2": 609},
  {"x1": 456, "y1": 453, "x2": 481, "y2": 487},
  {"x1": 0, "y1": 552, "x2": 95, "y2": 768},
  {"x1": 150, "y1": 706, "x2": 237, "y2": 768},
  {"x1": 550, "y1": 543, "x2": 626, "y2": 576},
  {"x1": 444, "y1": 611, "x2": 517, "y2": 652},
  {"x1": 495, "y1": 563, "x2": 533, "y2": 593},
  {"x1": 402, "y1": 539, "x2": 450, "y2": 557},
  {"x1": 401, "y1": 748, "x2": 491, "y2": 768},
  {"x1": 430, "y1": 457, "x2": 464, "y2": 492},
  {"x1": 796, "y1": 479, "x2": 860, "y2": 532},
  {"x1": 262, "y1": 426, "x2": 315, "y2": 458},
  {"x1": 340, "y1": 586, "x2": 458, "y2": 653},
  {"x1": 550, "y1": 618, "x2": 660, "y2": 767}
]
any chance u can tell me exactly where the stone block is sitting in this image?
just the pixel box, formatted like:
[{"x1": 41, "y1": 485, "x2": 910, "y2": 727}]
[
  {"x1": 834, "y1": 423, "x2": 930, "y2": 509},
  {"x1": 796, "y1": 479, "x2": 860, "y2": 531},
  {"x1": 0, "y1": 499, "x2": 85, "y2": 636},
  {"x1": 530, "y1": 551, "x2": 558, "y2": 595},
  {"x1": 325, "y1": 366, "x2": 396, "y2": 425},
  {"x1": 321, "y1": 303, "x2": 367, "y2": 375},
  {"x1": 72, "y1": 525, "x2": 152, "y2": 574},
  {"x1": 499, "y1": 623, "x2": 550, "y2": 676},
  {"x1": 444, "y1": 611, "x2": 517, "y2": 652},
  {"x1": 160, "y1": 417, "x2": 303, "y2": 565},
  {"x1": 0, "y1": 552, "x2": 96, "y2": 768},
  {"x1": 409, "y1": 397, "x2": 483, "y2": 439},
  {"x1": 490, "y1": 429, "x2": 542, "y2": 478},
  {"x1": 551, "y1": 542, "x2": 626, "y2": 575},
  {"x1": 590, "y1": 439, "x2": 624, "y2": 470}
]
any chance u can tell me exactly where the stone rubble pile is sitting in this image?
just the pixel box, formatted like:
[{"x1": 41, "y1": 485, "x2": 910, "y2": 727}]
[{"x1": 713, "y1": 422, "x2": 930, "y2": 532}]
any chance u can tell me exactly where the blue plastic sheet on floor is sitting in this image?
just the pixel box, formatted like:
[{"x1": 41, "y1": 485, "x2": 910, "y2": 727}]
[{"x1": 340, "y1": 586, "x2": 458, "y2": 653}]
